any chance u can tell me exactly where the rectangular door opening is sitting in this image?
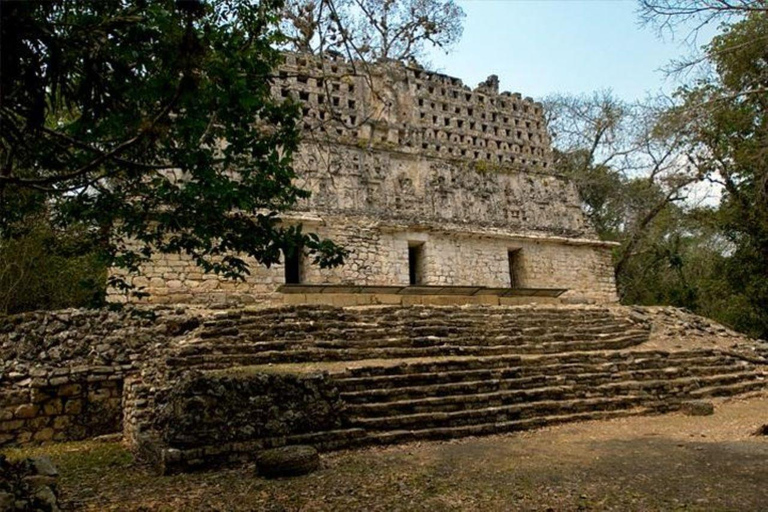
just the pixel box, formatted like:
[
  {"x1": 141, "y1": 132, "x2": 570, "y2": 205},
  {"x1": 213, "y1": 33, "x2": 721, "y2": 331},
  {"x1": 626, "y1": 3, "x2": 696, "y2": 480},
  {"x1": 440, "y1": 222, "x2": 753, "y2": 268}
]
[
  {"x1": 508, "y1": 249, "x2": 521, "y2": 288},
  {"x1": 284, "y1": 247, "x2": 302, "y2": 284},
  {"x1": 408, "y1": 242, "x2": 425, "y2": 285}
]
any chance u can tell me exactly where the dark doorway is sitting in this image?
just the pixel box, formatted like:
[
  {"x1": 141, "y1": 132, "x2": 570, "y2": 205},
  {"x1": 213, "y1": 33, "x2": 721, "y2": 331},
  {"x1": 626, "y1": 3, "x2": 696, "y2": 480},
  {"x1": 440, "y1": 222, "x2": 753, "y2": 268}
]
[
  {"x1": 408, "y1": 243, "x2": 424, "y2": 285},
  {"x1": 508, "y1": 249, "x2": 521, "y2": 288},
  {"x1": 284, "y1": 248, "x2": 302, "y2": 284}
]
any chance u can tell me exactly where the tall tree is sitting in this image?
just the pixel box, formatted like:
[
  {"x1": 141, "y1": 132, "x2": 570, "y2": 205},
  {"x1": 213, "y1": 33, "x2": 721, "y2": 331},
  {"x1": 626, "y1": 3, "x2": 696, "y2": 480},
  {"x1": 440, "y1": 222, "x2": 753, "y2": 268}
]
[
  {"x1": 639, "y1": 0, "x2": 767, "y2": 32},
  {"x1": 663, "y1": 9, "x2": 768, "y2": 337},
  {"x1": 545, "y1": 92, "x2": 698, "y2": 292},
  {"x1": 280, "y1": 0, "x2": 465, "y2": 63},
  {"x1": 1, "y1": 0, "x2": 347, "y2": 302}
]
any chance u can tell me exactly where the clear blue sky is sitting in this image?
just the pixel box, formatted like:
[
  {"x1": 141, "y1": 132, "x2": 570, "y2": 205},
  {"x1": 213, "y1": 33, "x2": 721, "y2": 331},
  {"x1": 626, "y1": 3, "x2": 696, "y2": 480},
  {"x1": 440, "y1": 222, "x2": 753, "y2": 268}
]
[{"x1": 425, "y1": 0, "x2": 719, "y2": 101}]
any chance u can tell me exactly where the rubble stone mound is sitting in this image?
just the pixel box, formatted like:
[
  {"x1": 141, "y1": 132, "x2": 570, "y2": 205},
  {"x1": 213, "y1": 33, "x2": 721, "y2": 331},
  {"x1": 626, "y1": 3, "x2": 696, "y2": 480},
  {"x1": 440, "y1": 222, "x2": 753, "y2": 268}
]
[{"x1": 0, "y1": 455, "x2": 60, "y2": 512}]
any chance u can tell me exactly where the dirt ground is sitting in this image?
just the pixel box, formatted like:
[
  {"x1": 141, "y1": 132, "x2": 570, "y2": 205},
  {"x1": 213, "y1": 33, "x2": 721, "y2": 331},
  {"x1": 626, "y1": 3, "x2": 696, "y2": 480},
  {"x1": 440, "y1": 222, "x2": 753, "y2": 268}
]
[{"x1": 5, "y1": 392, "x2": 768, "y2": 512}]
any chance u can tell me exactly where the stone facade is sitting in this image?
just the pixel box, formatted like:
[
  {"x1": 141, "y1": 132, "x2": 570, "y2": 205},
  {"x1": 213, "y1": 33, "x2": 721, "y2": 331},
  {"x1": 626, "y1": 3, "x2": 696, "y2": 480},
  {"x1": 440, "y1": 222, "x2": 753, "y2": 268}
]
[
  {"x1": 121, "y1": 218, "x2": 616, "y2": 306},
  {"x1": 111, "y1": 53, "x2": 618, "y2": 306}
]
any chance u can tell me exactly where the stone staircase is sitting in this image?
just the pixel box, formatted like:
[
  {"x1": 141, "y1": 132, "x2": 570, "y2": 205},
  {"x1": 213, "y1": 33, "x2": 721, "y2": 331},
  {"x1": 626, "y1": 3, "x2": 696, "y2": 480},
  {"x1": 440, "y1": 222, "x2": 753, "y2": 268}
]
[
  {"x1": 141, "y1": 305, "x2": 767, "y2": 472},
  {"x1": 168, "y1": 305, "x2": 651, "y2": 369},
  {"x1": 331, "y1": 350, "x2": 765, "y2": 444}
]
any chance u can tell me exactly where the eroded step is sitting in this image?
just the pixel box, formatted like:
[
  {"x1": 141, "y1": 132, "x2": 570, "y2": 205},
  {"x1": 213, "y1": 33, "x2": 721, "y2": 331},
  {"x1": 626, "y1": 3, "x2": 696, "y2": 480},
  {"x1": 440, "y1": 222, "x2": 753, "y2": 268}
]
[
  {"x1": 340, "y1": 369, "x2": 764, "y2": 409},
  {"x1": 185, "y1": 323, "x2": 649, "y2": 352},
  {"x1": 336, "y1": 350, "x2": 734, "y2": 379},
  {"x1": 334, "y1": 359, "x2": 745, "y2": 393},
  {"x1": 346, "y1": 396, "x2": 648, "y2": 430},
  {"x1": 162, "y1": 406, "x2": 654, "y2": 473},
  {"x1": 690, "y1": 378, "x2": 767, "y2": 398},
  {"x1": 342, "y1": 368, "x2": 765, "y2": 416},
  {"x1": 168, "y1": 335, "x2": 652, "y2": 368},
  {"x1": 363, "y1": 408, "x2": 653, "y2": 445}
]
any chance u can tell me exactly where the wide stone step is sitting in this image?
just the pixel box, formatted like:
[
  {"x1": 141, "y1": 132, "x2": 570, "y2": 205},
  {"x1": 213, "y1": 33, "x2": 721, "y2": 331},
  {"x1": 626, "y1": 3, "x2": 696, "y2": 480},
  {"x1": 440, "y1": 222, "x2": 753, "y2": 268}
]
[
  {"x1": 337, "y1": 367, "x2": 530, "y2": 392},
  {"x1": 181, "y1": 327, "x2": 648, "y2": 355},
  {"x1": 339, "y1": 368, "x2": 762, "y2": 406},
  {"x1": 362, "y1": 408, "x2": 653, "y2": 445},
  {"x1": 194, "y1": 307, "x2": 646, "y2": 336},
  {"x1": 344, "y1": 371, "x2": 764, "y2": 432},
  {"x1": 199, "y1": 307, "x2": 628, "y2": 321},
  {"x1": 347, "y1": 384, "x2": 580, "y2": 416},
  {"x1": 346, "y1": 395, "x2": 649, "y2": 430},
  {"x1": 194, "y1": 318, "x2": 647, "y2": 345},
  {"x1": 161, "y1": 406, "x2": 654, "y2": 473},
  {"x1": 334, "y1": 358, "x2": 743, "y2": 392},
  {"x1": 308, "y1": 331, "x2": 647, "y2": 350},
  {"x1": 168, "y1": 336, "x2": 653, "y2": 369},
  {"x1": 337, "y1": 365, "x2": 756, "y2": 404},
  {"x1": 337, "y1": 350, "x2": 730, "y2": 378},
  {"x1": 690, "y1": 378, "x2": 767, "y2": 398},
  {"x1": 212, "y1": 320, "x2": 644, "y2": 338}
]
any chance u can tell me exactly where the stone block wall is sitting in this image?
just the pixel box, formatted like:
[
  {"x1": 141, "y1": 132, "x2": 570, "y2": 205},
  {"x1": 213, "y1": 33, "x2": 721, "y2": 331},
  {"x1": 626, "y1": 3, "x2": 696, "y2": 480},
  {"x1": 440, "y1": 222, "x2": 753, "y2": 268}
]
[
  {"x1": 156, "y1": 371, "x2": 343, "y2": 447},
  {"x1": 0, "y1": 371, "x2": 123, "y2": 445},
  {"x1": 113, "y1": 215, "x2": 618, "y2": 305},
  {"x1": 0, "y1": 307, "x2": 194, "y2": 448}
]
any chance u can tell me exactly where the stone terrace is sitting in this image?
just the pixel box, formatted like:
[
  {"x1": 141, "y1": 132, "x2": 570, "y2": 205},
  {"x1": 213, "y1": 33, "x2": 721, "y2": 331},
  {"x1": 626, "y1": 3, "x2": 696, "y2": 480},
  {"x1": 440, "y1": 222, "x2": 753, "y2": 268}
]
[
  {"x1": 132, "y1": 305, "x2": 768, "y2": 472},
  {"x1": 1, "y1": 305, "x2": 766, "y2": 474}
]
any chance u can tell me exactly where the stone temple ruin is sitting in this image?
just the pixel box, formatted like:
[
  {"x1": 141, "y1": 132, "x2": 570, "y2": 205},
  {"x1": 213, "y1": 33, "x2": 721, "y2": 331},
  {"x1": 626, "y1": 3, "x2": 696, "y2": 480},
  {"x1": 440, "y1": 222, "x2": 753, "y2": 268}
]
[
  {"x1": 110, "y1": 53, "x2": 617, "y2": 307},
  {"x1": 1, "y1": 55, "x2": 766, "y2": 474}
]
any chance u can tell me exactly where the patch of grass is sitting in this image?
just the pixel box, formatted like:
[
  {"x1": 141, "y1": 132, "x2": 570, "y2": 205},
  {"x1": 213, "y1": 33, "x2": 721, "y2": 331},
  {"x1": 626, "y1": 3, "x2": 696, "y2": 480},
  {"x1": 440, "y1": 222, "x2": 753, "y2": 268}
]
[
  {"x1": 3, "y1": 440, "x2": 133, "y2": 479},
  {"x1": 2, "y1": 396, "x2": 768, "y2": 511}
]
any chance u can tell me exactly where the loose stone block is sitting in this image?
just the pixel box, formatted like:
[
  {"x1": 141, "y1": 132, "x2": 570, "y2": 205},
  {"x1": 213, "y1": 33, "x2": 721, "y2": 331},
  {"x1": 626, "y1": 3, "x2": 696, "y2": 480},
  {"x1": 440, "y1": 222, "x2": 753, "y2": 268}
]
[
  {"x1": 255, "y1": 445, "x2": 320, "y2": 478},
  {"x1": 681, "y1": 401, "x2": 715, "y2": 416}
]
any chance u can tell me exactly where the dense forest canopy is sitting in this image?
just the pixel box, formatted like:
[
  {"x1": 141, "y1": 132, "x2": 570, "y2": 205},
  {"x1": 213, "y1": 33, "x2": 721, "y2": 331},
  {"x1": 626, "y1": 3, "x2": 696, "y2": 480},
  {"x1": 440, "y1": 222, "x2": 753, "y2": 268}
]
[{"x1": 547, "y1": 1, "x2": 768, "y2": 337}]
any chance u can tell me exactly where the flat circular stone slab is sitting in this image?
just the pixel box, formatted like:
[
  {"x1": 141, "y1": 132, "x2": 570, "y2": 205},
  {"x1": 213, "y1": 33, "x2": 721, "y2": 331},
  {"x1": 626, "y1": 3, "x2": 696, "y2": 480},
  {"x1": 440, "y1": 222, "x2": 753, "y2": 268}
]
[{"x1": 256, "y1": 445, "x2": 320, "y2": 478}]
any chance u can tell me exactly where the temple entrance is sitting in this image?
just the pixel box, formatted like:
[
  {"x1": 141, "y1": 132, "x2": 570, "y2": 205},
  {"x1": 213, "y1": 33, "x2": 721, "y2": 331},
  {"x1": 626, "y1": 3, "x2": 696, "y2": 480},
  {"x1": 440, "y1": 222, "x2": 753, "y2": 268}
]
[
  {"x1": 408, "y1": 242, "x2": 425, "y2": 285},
  {"x1": 284, "y1": 247, "x2": 302, "y2": 284},
  {"x1": 508, "y1": 249, "x2": 521, "y2": 288}
]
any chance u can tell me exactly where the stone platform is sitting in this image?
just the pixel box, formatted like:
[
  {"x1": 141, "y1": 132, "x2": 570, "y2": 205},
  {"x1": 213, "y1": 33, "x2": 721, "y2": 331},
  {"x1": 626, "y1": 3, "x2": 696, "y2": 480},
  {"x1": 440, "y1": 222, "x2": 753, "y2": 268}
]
[
  {"x1": 1, "y1": 304, "x2": 766, "y2": 474},
  {"x1": 278, "y1": 284, "x2": 567, "y2": 307}
]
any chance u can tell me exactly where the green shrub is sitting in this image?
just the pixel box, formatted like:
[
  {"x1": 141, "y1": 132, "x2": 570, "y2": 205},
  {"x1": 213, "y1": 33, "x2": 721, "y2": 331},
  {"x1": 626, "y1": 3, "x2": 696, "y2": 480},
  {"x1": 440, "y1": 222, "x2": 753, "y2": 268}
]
[{"x1": 0, "y1": 223, "x2": 106, "y2": 314}]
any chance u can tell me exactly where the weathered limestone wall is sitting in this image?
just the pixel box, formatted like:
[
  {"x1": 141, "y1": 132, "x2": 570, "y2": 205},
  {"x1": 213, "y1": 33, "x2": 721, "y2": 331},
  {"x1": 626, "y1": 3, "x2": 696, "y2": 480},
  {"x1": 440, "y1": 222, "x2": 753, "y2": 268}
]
[
  {"x1": 292, "y1": 144, "x2": 593, "y2": 237},
  {"x1": 156, "y1": 372, "x2": 343, "y2": 448},
  {"x1": 0, "y1": 374, "x2": 123, "y2": 445},
  {"x1": 113, "y1": 215, "x2": 617, "y2": 305},
  {"x1": 0, "y1": 308, "x2": 196, "y2": 448}
]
